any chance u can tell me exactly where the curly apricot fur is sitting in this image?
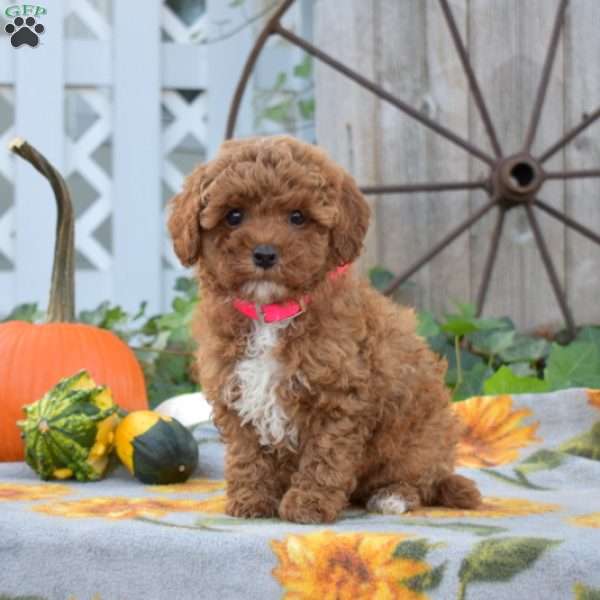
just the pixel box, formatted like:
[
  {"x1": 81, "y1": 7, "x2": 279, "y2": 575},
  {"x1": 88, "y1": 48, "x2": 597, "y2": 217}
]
[{"x1": 168, "y1": 135, "x2": 481, "y2": 524}]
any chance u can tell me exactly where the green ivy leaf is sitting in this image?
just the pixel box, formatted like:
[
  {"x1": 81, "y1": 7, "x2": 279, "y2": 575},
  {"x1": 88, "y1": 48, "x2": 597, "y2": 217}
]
[
  {"x1": 132, "y1": 301, "x2": 147, "y2": 321},
  {"x1": 79, "y1": 302, "x2": 129, "y2": 330},
  {"x1": 393, "y1": 539, "x2": 429, "y2": 561},
  {"x1": 153, "y1": 294, "x2": 197, "y2": 345},
  {"x1": 577, "y1": 326, "x2": 600, "y2": 346},
  {"x1": 174, "y1": 276, "x2": 198, "y2": 299},
  {"x1": 443, "y1": 303, "x2": 509, "y2": 336},
  {"x1": 515, "y1": 449, "x2": 565, "y2": 475},
  {"x1": 441, "y1": 316, "x2": 480, "y2": 337},
  {"x1": 145, "y1": 369, "x2": 199, "y2": 408},
  {"x1": 426, "y1": 335, "x2": 453, "y2": 358},
  {"x1": 446, "y1": 347, "x2": 486, "y2": 385},
  {"x1": 298, "y1": 97, "x2": 315, "y2": 120},
  {"x1": 274, "y1": 71, "x2": 288, "y2": 89},
  {"x1": 133, "y1": 278, "x2": 200, "y2": 407},
  {"x1": 172, "y1": 296, "x2": 196, "y2": 319},
  {"x1": 498, "y1": 333, "x2": 550, "y2": 363},
  {"x1": 368, "y1": 266, "x2": 395, "y2": 292},
  {"x1": 468, "y1": 329, "x2": 516, "y2": 356},
  {"x1": 417, "y1": 311, "x2": 441, "y2": 338},
  {"x1": 545, "y1": 342, "x2": 600, "y2": 390},
  {"x1": 483, "y1": 366, "x2": 549, "y2": 395},
  {"x1": 458, "y1": 537, "x2": 560, "y2": 597},
  {"x1": 403, "y1": 562, "x2": 446, "y2": 592},
  {"x1": 158, "y1": 353, "x2": 188, "y2": 380},
  {"x1": 0, "y1": 302, "x2": 43, "y2": 323},
  {"x1": 442, "y1": 311, "x2": 508, "y2": 337},
  {"x1": 470, "y1": 317, "x2": 510, "y2": 330},
  {"x1": 559, "y1": 422, "x2": 600, "y2": 461},
  {"x1": 507, "y1": 361, "x2": 538, "y2": 377},
  {"x1": 293, "y1": 55, "x2": 312, "y2": 79},
  {"x1": 262, "y1": 99, "x2": 294, "y2": 124},
  {"x1": 452, "y1": 363, "x2": 493, "y2": 401}
]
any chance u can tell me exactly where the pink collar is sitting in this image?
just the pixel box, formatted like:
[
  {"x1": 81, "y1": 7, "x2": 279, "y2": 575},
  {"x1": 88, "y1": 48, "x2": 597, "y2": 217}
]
[{"x1": 232, "y1": 264, "x2": 350, "y2": 324}]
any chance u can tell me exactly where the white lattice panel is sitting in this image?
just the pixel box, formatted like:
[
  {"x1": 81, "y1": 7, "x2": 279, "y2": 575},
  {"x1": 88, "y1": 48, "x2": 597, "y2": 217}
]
[
  {"x1": 65, "y1": 0, "x2": 111, "y2": 40},
  {"x1": 0, "y1": 0, "x2": 281, "y2": 315},
  {"x1": 161, "y1": 89, "x2": 207, "y2": 269},
  {"x1": 65, "y1": 88, "x2": 112, "y2": 271},
  {"x1": 162, "y1": 1, "x2": 208, "y2": 44},
  {"x1": 160, "y1": 1, "x2": 211, "y2": 275},
  {"x1": 0, "y1": 87, "x2": 15, "y2": 267}
]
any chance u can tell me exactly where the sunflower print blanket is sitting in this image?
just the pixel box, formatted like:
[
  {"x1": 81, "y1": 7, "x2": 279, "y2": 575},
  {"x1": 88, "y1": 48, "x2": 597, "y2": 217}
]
[{"x1": 0, "y1": 389, "x2": 599, "y2": 600}]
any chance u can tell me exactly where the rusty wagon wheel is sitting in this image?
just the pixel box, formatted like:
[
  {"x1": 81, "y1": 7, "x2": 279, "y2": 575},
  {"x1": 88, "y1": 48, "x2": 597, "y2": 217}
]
[{"x1": 226, "y1": 0, "x2": 600, "y2": 338}]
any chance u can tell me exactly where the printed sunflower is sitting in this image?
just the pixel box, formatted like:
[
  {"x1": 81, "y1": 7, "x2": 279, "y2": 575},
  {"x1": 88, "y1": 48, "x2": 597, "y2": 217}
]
[
  {"x1": 568, "y1": 513, "x2": 600, "y2": 529},
  {"x1": 0, "y1": 482, "x2": 72, "y2": 502},
  {"x1": 194, "y1": 494, "x2": 228, "y2": 514},
  {"x1": 151, "y1": 478, "x2": 225, "y2": 494},
  {"x1": 453, "y1": 395, "x2": 540, "y2": 468},
  {"x1": 33, "y1": 496, "x2": 223, "y2": 520},
  {"x1": 406, "y1": 496, "x2": 559, "y2": 519},
  {"x1": 271, "y1": 530, "x2": 441, "y2": 599},
  {"x1": 586, "y1": 389, "x2": 600, "y2": 410}
]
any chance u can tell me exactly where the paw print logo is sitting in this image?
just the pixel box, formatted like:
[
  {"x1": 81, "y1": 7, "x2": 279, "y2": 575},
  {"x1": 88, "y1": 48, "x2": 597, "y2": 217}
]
[{"x1": 5, "y1": 16, "x2": 45, "y2": 48}]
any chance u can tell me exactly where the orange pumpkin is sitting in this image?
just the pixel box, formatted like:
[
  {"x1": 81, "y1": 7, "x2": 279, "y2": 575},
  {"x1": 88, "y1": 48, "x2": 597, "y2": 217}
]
[{"x1": 0, "y1": 139, "x2": 148, "y2": 461}]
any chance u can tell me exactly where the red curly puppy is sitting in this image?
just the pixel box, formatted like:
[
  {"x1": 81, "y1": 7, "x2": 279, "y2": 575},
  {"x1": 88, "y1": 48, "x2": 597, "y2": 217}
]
[{"x1": 168, "y1": 135, "x2": 481, "y2": 523}]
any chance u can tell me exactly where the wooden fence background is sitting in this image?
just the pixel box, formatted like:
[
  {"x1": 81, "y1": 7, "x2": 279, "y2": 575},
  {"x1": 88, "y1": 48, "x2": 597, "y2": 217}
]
[
  {"x1": 314, "y1": 0, "x2": 600, "y2": 331},
  {"x1": 2, "y1": 0, "x2": 599, "y2": 332}
]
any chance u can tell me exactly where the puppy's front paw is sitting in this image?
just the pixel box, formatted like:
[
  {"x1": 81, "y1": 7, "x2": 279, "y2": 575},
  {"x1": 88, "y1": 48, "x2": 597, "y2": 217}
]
[
  {"x1": 226, "y1": 495, "x2": 279, "y2": 519},
  {"x1": 279, "y1": 487, "x2": 341, "y2": 524}
]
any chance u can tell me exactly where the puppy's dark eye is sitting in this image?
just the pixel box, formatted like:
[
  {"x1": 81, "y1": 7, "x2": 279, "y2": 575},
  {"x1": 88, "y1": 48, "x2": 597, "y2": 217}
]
[
  {"x1": 225, "y1": 208, "x2": 244, "y2": 227},
  {"x1": 289, "y1": 210, "x2": 306, "y2": 227}
]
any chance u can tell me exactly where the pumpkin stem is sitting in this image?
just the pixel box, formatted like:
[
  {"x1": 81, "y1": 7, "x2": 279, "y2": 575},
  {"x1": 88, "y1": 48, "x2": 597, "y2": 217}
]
[{"x1": 9, "y1": 138, "x2": 76, "y2": 323}]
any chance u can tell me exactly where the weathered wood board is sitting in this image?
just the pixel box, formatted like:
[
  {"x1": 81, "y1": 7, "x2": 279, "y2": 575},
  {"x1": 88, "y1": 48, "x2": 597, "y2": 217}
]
[{"x1": 315, "y1": 0, "x2": 598, "y2": 331}]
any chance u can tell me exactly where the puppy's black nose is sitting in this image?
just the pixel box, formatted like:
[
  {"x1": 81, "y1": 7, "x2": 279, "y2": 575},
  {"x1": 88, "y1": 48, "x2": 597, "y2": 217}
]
[{"x1": 253, "y1": 244, "x2": 278, "y2": 269}]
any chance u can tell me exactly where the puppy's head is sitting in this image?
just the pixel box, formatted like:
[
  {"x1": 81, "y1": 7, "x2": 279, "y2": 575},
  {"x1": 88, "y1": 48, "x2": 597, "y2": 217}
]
[{"x1": 168, "y1": 135, "x2": 370, "y2": 302}]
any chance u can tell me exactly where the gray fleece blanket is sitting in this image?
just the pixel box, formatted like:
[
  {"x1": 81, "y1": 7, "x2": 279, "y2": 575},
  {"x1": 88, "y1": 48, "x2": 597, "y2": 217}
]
[{"x1": 0, "y1": 389, "x2": 600, "y2": 600}]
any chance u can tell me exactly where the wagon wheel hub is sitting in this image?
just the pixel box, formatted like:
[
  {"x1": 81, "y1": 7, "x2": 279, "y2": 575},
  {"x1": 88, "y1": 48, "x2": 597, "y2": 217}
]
[
  {"x1": 495, "y1": 154, "x2": 544, "y2": 206},
  {"x1": 226, "y1": 0, "x2": 600, "y2": 338}
]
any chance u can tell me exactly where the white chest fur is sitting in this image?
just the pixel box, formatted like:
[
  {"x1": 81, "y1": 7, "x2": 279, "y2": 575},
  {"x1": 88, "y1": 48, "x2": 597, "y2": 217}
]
[{"x1": 229, "y1": 319, "x2": 298, "y2": 448}]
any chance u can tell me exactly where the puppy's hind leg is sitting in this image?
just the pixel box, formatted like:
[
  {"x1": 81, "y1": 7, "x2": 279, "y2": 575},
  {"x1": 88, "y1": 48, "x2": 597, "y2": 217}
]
[
  {"x1": 432, "y1": 474, "x2": 482, "y2": 509},
  {"x1": 366, "y1": 482, "x2": 421, "y2": 515}
]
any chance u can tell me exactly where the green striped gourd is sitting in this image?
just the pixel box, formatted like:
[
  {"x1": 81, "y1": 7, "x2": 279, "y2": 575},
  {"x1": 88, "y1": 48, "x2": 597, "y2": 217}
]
[{"x1": 17, "y1": 370, "x2": 120, "y2": 481}]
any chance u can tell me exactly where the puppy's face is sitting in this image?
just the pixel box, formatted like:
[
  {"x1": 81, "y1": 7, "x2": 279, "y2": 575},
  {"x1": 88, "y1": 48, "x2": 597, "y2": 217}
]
[
  {"x1": 168, "y1": 136, "x2": 370, "y2": 302},
  {"x1": 200, "y1": 182, "x2": 333, "y2": 302}
]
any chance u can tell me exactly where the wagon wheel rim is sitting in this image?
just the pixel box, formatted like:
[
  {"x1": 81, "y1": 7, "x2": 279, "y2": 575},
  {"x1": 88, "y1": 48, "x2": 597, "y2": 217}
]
[{"x1": 226, "y1": 0, "x2": 600, "y2": 339}]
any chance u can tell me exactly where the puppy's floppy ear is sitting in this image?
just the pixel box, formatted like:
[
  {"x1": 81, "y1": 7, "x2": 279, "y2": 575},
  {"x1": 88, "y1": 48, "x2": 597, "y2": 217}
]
[
  {"x1": 168, "y1": 188, "x2": 201, "y2": 267},
  {"x1": 168, "y1": 165, "x2": 208, "y2": 267},
  {"x1": 330, "y1": 173, "x2": 371, "y2": 266}
]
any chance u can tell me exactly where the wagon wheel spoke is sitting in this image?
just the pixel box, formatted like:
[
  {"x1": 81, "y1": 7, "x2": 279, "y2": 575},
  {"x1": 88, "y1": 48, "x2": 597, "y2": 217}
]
[
  {"x1": 476, "y1": 206, "x2": 506, "y2": 315},
  {"x1": 226, "y1": 0, "x2": 590, "y2": 333},
  {"x1": 438, "y1": 0, "x2": 502, "y2": 158},
  {"x1": 225, "y1": 0, "x2": 296, "y2": 138},
  {"x1": 524, "y1": 204, "x2": 576, "y2": 337},
  {"x1": 523, "y1": 0, "x2": 570, "y2": 153},
  {"x1": 534, "y1": 198, "x2": 600, "y2": 245},
  {"x1": 383, "y1": 197, "x2": 498, "y2": 296},
  {"x1": 545, "y1": 169, "x2": 600, "y2": 180},
  {"x1": 274, "y1": 24, "x2": 495, "y2": 166},
  {"x1": 539, "y1": 107, "x2": 600, "y2": 163},
  {"x1": 360, "y1": 180, "x2": 487, "y2": 195}
]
